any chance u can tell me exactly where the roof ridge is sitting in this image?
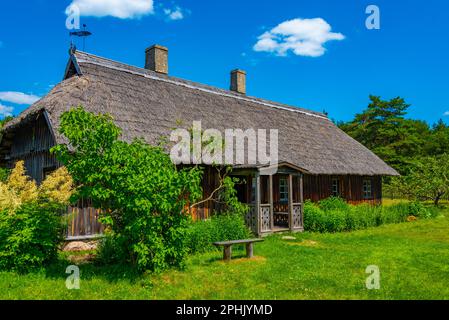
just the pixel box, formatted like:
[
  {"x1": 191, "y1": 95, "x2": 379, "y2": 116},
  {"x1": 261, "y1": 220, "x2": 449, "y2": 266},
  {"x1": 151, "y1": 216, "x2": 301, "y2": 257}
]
[{"x1": 74, "y1": 51, "x2": 330, "y2": 121}]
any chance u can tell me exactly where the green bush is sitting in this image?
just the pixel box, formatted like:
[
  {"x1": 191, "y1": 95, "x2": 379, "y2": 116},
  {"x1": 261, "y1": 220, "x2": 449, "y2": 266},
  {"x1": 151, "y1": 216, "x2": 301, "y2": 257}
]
[
  {"x1": 345, "y1": 204, "x2": 380, "y2": 230},
  {"x1": 53, "y1": 107, "x2": 203, "y2": 273},
  {"x1": 96, "y1": 232, "x2": 129, "y2": 266},
  {"x1": 185, "y1": 214, "x2": 251, "y2": 254},
  {"x1": 0, "y1": 203, "x2": 64, "y2": 273},
  {"x1": 322, "y1": 209, "x2": 346, "y2": 233},
  {"x1": 380, "y1": 203, "x2": 409, "y2": 224},
  {"x1": 303, "y1": 201, "x2": 326, "y2": 233},
  {"x1": 304, "y1": 198, "x2": 436, "y2": 233},
  {"x1": 318, "y1": 197, "x2": 350, "y2": 211},
  {"x1": 406, "y1": 202, "x2": 438, "y2": 219}
]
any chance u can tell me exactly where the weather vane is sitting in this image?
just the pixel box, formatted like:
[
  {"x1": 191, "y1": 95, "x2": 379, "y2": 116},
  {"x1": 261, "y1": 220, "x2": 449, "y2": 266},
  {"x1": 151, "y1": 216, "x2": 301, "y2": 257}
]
[{"x1": 69, "y1": 24, "x2": 92, "y2": 51}]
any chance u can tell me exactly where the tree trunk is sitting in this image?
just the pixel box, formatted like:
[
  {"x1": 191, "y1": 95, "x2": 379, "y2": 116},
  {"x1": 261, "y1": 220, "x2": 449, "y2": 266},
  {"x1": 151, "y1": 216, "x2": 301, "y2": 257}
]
[{"x1": 434, "y1": 193, "x2": 444, "y2": 207}]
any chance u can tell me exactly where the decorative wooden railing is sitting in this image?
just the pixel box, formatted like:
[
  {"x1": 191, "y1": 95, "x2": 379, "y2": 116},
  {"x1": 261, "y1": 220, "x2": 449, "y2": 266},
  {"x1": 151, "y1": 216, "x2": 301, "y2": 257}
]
[
  {"x1": 273, "y1": 202, "x2": 289, "y2": 213},
  {"x1": 292, "y1": 203, "x2": 303, "y2": 230},
  {"x1": 245, "y1": 202, "x2": 303, "y2": 235},
  {"x1": 245, "y1": 205, "x2": 257, "y2": 234},
  {"x1": 260, "y1": 204, "x2": 271, "y2": 233}
]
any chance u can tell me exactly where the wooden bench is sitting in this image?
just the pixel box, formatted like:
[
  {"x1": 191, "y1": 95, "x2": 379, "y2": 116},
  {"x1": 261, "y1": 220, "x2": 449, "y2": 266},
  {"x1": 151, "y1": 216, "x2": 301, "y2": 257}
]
[{"x1": 213, "y1": 239, "x2": 264, "y2": 261}]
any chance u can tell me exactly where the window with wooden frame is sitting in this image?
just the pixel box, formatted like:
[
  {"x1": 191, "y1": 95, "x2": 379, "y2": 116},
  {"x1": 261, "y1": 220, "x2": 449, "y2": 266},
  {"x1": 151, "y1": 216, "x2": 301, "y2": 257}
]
[
  {"x1": 332, "y1": 178, "x2": 340, "y2": 197},
  {"x1": 279, "y1": 177, "x2": 289, "y2": 202},
  {"x1": 363, "y1": 179, "x2": 373, "y2": 199}
]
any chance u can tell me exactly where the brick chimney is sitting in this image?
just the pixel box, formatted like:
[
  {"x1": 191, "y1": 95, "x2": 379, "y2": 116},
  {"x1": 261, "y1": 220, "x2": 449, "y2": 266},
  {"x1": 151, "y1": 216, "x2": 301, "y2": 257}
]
[
  {"x1": 230, "y1": 69, "x2": 246, "y2": 95},
  {"x1": 145, "y1": 45, "x2": 168, "y2": 74}
]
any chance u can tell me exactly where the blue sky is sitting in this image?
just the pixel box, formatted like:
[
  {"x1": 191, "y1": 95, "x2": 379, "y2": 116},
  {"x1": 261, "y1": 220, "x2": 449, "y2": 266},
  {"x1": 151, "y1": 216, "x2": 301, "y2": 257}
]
[{"x1": 0, "y1": 0, "x2": 448, "y2": 124}]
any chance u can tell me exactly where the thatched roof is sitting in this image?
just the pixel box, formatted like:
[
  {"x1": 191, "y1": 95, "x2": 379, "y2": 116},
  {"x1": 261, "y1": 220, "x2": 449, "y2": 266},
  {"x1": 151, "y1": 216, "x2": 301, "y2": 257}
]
[{"x1": 1, "y1": 50, "x2": 398, "y2": 176}]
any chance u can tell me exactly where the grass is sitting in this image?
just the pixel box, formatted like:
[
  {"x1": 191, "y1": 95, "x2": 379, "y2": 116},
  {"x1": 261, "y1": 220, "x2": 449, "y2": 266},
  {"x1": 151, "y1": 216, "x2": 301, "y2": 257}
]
[
  {"x1": 383, "y1": 198, "x2": 449, "y2": 207},
  {"x1": 1, "y1": 207, "x2": 449, "y2": 300}
]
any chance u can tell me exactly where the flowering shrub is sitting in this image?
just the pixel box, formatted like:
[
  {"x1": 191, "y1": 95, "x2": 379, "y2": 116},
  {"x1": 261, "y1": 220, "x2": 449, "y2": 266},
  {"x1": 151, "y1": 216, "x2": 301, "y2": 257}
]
[
  {"x1": 0, "y1": 161, "x2": 73, "y2": 272},
  {"x1": 0, "y1": 161, "x2": 73, "y2": 212}
]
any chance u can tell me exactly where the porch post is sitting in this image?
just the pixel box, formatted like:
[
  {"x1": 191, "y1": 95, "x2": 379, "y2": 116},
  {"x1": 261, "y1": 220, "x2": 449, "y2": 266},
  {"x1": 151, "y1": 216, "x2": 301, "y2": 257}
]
[
  {"x1": 288, "y1": 174, "x2": 294, "y2": 232},
  {"x1": 255, "y1": 171, "x2": 261, "y2": 236},
  {"x1": 269, "y1": 174, "x2": 274, "y2": 231},
  {"x1": 300, "y1": 173, "x2": 304, "y2": 228}
]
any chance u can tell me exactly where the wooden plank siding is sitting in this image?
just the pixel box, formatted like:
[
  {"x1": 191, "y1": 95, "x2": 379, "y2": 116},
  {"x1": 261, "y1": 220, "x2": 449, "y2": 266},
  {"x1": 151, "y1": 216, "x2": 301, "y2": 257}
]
[
  {"x1": 66, "y1": 206, "x2": 104, "y2": 239},
  {"x1": 189, "y1": 166, "x2": 221, "y2": 221},
  {"x1": 237, "y1": 174, "x2": 382, "y2": 207},
  {"x1": 6, "y1": 115, "x2": 59, "y2": 184},
  {"x1": 303, "y1": 174, "x2": 382, "y2": 205},
  {"x1": 2, "y1": 115, "x2": 105, "y2": 239}
]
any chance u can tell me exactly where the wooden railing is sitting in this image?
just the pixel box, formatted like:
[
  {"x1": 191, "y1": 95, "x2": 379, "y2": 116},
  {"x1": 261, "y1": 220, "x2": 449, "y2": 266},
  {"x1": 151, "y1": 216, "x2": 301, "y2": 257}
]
[
  {"x1": 273, "y1": 202, "x2": 289, "y2": 213},
  {"x1": 245, "y1": 203, "x2": 303, "y2": 235},
  {"x1": 245, "y1": 205, "x2": 257, "y2": 234},
  {"x1": 292, "y1": 203, "x2": 303, "y2": 230},
  {"x1": 260, "y1": 204, "x2": 271, "y2": 233}
]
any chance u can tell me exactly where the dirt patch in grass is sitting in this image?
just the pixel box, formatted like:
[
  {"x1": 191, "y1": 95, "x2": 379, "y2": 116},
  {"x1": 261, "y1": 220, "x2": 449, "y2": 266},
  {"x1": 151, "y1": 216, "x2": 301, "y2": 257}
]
[
  {"x1": 287, "y1": 240, "x2": 320, "y2": 247},
  {"x1": 161, "y1": 274, "x2": 177, "y2": 285}
]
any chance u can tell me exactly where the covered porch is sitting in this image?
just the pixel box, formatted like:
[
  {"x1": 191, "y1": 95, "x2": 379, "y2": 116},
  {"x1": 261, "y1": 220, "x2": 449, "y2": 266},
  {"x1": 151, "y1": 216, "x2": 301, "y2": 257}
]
[{"x1": 233, "y1": 163, "x2": 305, "y2": 236}]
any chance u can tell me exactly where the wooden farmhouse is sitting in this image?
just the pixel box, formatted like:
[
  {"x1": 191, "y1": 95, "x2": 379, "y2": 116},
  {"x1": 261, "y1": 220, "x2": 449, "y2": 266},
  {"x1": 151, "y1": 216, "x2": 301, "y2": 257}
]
[{"x1": 0, "y1": 45, "x2": 398, "y2": 238}]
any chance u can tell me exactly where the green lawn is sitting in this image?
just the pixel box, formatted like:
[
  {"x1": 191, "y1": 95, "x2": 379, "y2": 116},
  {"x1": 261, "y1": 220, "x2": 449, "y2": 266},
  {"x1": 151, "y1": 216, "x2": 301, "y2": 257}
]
[{"x1": 1, "y1": 208, "x2": 449, "y2": 300}]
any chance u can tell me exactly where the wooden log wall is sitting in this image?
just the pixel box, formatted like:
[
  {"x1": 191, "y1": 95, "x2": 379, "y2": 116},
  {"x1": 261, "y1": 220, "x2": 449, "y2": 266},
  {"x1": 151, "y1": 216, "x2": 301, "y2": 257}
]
[
  {"x1": 236, "y1": 173, "x2": 382, "y2": 208},
  {"x1": 7, "y1": 115, "x2": 58, "y2": 184},
  {"x1": 303, "y1": 175, "x2": 382, "y2": 205},
  {"x1": 190, "y1": 166, "x2": 221, "y2": 221},
  {"x1": 66, "y1": 206, "x2": 104, "y2": 239}
]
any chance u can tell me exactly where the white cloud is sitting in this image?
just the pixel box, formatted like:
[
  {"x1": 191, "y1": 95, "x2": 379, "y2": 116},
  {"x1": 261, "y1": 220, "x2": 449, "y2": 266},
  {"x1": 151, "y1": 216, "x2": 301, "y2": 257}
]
[
  {"x1": 66, "y1": 0, "x2": 154, "y2": 19},
  {"x1": 253, "y1": 18, "x2": 345, "y2": 57},
  {"x1": 164, "y1": 6, "x2": 184, "y2": 21},
  {"x1": 0, "y1": 91, "x2": 40, "y2": 105},
  {"x1": 0, "y1": 103, "x2": 14, "y2": 118},
  {"x1": 444, "y1": 111, "x2": 449, "y2": 116}
]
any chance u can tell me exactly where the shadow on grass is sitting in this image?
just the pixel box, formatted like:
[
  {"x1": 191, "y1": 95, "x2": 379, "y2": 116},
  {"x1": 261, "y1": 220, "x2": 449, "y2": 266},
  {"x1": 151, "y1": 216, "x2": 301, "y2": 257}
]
[
  {"x1": 38, "y1": 245, "x2": 256, "y2": 284},
  {"x1": 201, "y1": 247, "x2": 250, "y2": 264},
  {"x1": 43, "y1": 249, "x2": 248, "y2": 283},
  {"x1": 43, "y1": 253, "x2": 143, "y2": 284}
]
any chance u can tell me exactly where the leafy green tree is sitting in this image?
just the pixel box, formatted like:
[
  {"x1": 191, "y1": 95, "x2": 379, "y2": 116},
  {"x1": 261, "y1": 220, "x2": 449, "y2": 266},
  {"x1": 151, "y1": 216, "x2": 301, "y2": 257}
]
[
  {"x1": 52, "y1": 107, "x2": 203, "y2": 272},
  {"x1": 387, "y1": 154, "x2": 449, "y2": 206},
  {"x1": 0, "y1": 116, "x2": 13, "y2": 127},
  {"x1": 338, "y1": 96, "x2": 440, "y2": 174},
  {"x1": 425, "y1": 119, "x2": 449, "y2": 156},
  {"x1": 0, "y1": 116, "x2": 13, "y2": 142}
]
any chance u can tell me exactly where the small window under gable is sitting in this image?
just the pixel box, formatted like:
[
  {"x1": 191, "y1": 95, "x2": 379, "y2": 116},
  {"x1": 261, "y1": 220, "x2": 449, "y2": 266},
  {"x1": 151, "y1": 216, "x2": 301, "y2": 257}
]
[
  {"x1": 64, "y1": 61, "x2": 78, "y2": 79},
  {"x1": 363, "y1": 179, "x2": 373, "y2": 199},
  {"x1": 63, "y1": 55, "x2": 81, "y2": 80}
]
